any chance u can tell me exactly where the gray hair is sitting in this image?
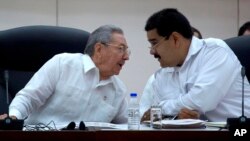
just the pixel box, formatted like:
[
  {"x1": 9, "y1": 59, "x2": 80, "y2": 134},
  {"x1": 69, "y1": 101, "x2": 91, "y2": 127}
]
[{"x1": 84, "y1": 25, "x2": 124, "y2": 56}]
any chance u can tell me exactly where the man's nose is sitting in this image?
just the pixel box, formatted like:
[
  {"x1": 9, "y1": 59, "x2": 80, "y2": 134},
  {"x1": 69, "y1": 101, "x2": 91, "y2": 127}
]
[
  {"x1": 150, "y1": 48, "x2": 155, "y2": 55},
  {"x1": 123, "y1": 53, "x2": 129, "y2": 60}
]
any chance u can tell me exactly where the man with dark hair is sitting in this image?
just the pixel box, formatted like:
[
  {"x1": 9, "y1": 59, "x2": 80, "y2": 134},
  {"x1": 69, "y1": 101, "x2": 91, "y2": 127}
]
[
  {"x1": 141, "y1": 8, "x2": 250, "y2": 122},
  {"x1": 238, "y1": 21, "x2": 250, "y2": 36},
  {"x1": 191, "y1": 26, "x2": 202, "y2": 39}
]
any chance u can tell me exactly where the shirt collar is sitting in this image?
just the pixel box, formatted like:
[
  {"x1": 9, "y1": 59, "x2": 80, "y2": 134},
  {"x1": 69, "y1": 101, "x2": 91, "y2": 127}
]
[
  {"x1": 82, "y1": 54, "x2": 97, "y2": 74},
  {"x1": 82, "y1": 54, "x2": 113, "y2": 87},
  {"x1": 155, "y1": 67, "x2": 175, "y2": 76},
  {"x1": 185, "y1": 36, "x2": 204, "y2": 62}
]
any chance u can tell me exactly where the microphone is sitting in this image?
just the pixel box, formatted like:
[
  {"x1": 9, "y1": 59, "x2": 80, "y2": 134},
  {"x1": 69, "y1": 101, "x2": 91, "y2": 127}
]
[
  {"x1": 0, "y1": 70, "x2": 24, "y2": 130},
  {"x1": 227, "y1": 66, "x2": 250, "y2": 134}
]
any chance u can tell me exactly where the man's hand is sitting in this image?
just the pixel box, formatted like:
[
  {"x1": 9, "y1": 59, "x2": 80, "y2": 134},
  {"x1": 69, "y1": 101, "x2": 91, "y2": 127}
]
[
  {"x1": 177, "y1": 108, "x2": 200, "y2": 119},
  {"x1": 141, "y1": 109, "x2": 150, "y2": 122},
  {"x1": 0, "y1": 114, "x2": 17, "y2": 120},
  {"x1": 0, "y1": 114, "x2": 8, "y2": 119},
  {"x1": 10, "y1": 115, "x2": 17, "y2": 120}
]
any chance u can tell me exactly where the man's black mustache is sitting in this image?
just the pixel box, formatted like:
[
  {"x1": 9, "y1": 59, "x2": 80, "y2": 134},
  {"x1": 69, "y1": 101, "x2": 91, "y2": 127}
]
[{"x1": 154, "y1": 54, "x2": 161, "y2": 59}]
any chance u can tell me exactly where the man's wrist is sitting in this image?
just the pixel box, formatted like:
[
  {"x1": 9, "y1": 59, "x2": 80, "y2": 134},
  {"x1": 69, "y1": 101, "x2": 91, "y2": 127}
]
[{"x1": 9, "y1": 115, "x2": 17, "y2": 120}]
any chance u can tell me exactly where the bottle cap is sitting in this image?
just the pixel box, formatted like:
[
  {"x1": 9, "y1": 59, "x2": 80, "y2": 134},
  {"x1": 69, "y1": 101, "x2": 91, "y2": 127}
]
[{"x1": 130, "y1": 93, "x2": 137, "y2": 97}]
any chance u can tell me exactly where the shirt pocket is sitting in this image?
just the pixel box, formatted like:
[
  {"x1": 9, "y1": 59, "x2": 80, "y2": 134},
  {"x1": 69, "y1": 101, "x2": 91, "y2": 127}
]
[
  {"x1": 87, "y1": 97, "x2": 116, "y2": 122},
  {"x1": 52, "y1": 84, "x2": 87, "y2": 111}
]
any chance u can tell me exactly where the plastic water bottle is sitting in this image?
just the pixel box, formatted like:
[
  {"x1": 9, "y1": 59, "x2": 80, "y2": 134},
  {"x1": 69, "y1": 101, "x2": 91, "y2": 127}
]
[{"x1": 128, "y1": 93, "x2": 140, "y2": 130}]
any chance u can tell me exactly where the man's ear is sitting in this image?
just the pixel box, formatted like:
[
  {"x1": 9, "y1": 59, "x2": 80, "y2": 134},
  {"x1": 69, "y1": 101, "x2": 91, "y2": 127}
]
[
  {"x1": 172, "y1": 32, "x2": 181, "y2": 41},
  {"x1": 94, "y1": 43, "x2": 103, "y2": 53},
  {"x1": 91, "y1": 43, "x2": 104, "y2": 64},
  {"x1": 93, "y1": 43, "x2": 103, "y2": 57},
  {"x1": 172, "y1": 32, "x2": 182, "y2": 47}
]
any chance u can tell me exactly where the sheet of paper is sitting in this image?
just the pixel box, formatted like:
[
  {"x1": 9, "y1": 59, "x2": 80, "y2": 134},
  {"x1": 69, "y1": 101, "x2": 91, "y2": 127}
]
[
  {"x1": 205, "y1": 121, "x2": 227, "y2": 128},
  {"x1": 154, "y1": 119, "x2": 206, "y2": 129},
  {"x1": 84, "y1": 122, "x2": 128, "y2": 130}
]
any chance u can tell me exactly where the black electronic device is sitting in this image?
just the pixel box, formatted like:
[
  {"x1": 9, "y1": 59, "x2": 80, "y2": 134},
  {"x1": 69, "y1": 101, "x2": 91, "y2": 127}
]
[
  {"x1": 0, "y1": 117, "x2": 24, "y2": 130},
  {"x1": 61, "y1": 121, "x2": 86, "y2": 130},
  {"x1": 0, "y1": 70, "x2": 24, "y2": 130},
  {"x1": 227, "y1": 67, "x2": 250, "y2": 134},
  {"x1": 79, "y1": 121, "x2": 86, "y2": 130},
  {"x1": 61, "y1": 121, "x2": 76, "y2": 130}
]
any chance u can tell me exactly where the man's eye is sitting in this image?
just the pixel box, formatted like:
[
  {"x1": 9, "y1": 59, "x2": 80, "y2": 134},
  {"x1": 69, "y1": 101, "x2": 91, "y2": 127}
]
[
  {"x1": 118, "y1": 47, "x2": 123, "y2": 51},
  {"x1": 152, "y1": 42, "x2": 157, "y2": 46}
]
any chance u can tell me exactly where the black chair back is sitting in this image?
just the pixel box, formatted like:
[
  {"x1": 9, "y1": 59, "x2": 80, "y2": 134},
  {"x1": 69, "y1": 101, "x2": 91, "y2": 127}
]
[
  {"x1": 0, "y1": 25, "x2": 90, "y2": 114},
  {"x1": 224, "y1": 35, "x2": 250, "y2": 82}
]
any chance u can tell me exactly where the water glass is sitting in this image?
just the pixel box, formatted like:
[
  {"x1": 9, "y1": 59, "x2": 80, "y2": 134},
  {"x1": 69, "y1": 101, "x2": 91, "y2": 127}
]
[{"x1": 150, "y1": 105, "x2": 162, "y2": 129}]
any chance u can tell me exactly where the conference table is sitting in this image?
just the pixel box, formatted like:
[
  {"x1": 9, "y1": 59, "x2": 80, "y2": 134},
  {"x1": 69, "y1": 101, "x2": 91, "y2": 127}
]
[
  {"x1": 0, "y1": 124, "x2": 234, "y2": 141},
  {"x1": 0, "y1": 130, "x2": 230, "y2": 141}
]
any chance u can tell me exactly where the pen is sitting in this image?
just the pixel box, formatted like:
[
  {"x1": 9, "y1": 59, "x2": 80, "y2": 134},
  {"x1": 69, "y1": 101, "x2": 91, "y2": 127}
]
[{"x1": 171, "y1": 115, "x2": 178, "y2": 120}]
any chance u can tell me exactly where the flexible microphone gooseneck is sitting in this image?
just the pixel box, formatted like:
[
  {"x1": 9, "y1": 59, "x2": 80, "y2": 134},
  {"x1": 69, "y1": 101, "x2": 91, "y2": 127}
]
[
  {"x1": 4, "y1": 70, "x2": 9, "y2": 107},
  {"x1": 240, "y1": 67, "x2": 246, "y2": 122},
  {"x1": 3, "y1": 70, "x2": 11, "y2": 123},
  {"x1": 0, "y1": 70, "x2": 24, "y2": 130},
  {"x1": 227, "y1": 66, "x2": 250, "y2": 136}
]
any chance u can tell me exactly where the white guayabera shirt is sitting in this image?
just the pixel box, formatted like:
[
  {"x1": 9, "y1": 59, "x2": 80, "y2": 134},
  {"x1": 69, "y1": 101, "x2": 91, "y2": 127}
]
[
  {"x1": 145, "y1": 37, "x2": 250, "y2": 122},
  {"x1": 9, "y1": 53, "x2": 128, "y2": 125}
]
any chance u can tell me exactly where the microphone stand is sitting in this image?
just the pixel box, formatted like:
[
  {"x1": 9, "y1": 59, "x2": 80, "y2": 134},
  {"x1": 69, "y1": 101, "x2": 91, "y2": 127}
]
[
  {"x1": 0, "y1": 70, "x2": 24, "y2": 130},
  {"x1": 227, "y1": 67, "x2": 250, "y2": 133}
]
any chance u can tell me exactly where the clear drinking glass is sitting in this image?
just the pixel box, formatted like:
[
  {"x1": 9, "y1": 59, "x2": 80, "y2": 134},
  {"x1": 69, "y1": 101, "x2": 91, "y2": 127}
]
[{"x1": 150, "y1": 105, "x2": 162, "y2": 129}]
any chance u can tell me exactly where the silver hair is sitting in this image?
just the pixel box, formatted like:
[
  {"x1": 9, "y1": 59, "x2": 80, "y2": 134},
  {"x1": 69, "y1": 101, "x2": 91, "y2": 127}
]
[{"x1": 84, "y1": 25, "x2": 124, "y2": 56}]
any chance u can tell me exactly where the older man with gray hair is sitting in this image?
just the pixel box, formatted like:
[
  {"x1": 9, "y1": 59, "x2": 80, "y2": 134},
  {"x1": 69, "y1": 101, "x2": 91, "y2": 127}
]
[{"x1": 0, "y1": 25, "x2": 130, "y2": 125}]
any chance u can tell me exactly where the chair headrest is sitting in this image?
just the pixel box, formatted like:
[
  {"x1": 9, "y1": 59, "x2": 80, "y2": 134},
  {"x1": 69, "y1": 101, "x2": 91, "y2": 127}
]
[
  {"x1": 224, "y1": 35, "x2": 250, "y2": 82},
  {"x1": 0, "y1": 25, "x2": 90, "y2": 71}
]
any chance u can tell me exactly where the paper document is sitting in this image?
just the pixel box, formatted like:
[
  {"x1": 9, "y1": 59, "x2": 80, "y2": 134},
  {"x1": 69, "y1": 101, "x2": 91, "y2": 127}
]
[
  {"x1": 84, "y1": 122, "x2": 128, "y2": 130},
  {"x1": 205, "y1": 122, "x2": 226, "y2": 128},
  {"x1": 154, "y1": 119, "x2": 206, "y2": 129}
]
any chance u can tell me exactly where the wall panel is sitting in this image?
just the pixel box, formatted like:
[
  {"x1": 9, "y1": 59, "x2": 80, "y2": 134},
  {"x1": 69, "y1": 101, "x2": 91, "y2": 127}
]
[
  {"x1": 58, "y1": 0, "x2": 238, "y2": 95},
  {"x1": 0, "y1": 0, "x2": 56, "y2": 30},
  {"x1": 239, "y1": 0, "x2": 250, "y2": 32},
  {"x1": 1, "y1": 0, "x2": 249, "y2": 97}
]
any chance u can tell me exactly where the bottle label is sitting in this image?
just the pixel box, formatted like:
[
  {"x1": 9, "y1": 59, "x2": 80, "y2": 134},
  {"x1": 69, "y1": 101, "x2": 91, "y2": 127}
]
[{"x1": 128, "y1": 108, "x2": 140, "y2": 130}]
